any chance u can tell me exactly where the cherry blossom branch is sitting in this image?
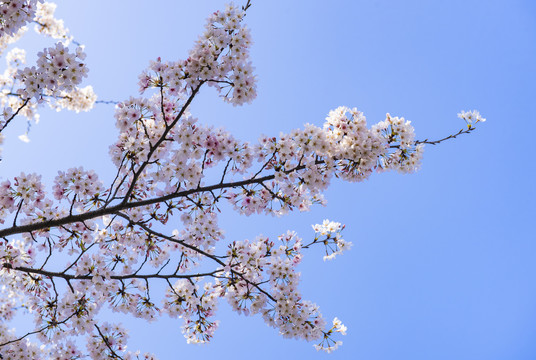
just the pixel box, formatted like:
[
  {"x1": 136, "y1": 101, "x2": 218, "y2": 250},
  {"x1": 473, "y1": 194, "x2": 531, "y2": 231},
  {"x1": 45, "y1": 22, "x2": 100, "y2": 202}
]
[
  {"x1": 415, "y1": 126, "x2": 475, "y2": 146},
  {"x1": 0, "y1": 119, "x2": 481, "y2": 240},
  {"x1": 120, "y1": 82, "x2": 204, "y2": 204},
  {"x1": 0, "y1": 309, "x2": 79, "y2": 348},
  {"x1": 114, "y1": 212, "x2": 278, "y2": 302},
  {"x1": 94, "y1": 324, "x2": 125, "y2": 360},
  {"x1": 0, "y1": 98, "x2": 30, "y2": 133},
  {"x1": 3, "y1": 263, "x2": 221, "y2": 281},
  {"x1": 0, "y1": 165, "x2": 291, "y2": 238}
]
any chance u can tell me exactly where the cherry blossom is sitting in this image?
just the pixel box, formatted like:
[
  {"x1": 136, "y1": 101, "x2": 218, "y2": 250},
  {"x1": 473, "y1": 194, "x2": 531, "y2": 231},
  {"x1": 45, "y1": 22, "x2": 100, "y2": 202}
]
[
  {"x1": 458, "y1": 109, "x2": 486, "y2": 128},
  {"x1": 0, "y1": 0, "x2": 41, "y2": 38}
]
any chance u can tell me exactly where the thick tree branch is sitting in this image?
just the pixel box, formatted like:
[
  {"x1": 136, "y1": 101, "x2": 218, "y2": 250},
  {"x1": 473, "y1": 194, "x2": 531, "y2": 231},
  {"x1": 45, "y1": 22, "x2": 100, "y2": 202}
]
[
  {"x1": 0, "y1": 167, "x2": 289, "y2": 238},
  {"x1": 3, "y1": 263, "x2": 220, "y2": 281}
]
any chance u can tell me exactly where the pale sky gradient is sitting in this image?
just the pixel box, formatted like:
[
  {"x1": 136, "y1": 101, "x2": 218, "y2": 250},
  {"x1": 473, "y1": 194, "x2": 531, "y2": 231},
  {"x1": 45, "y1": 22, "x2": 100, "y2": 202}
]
[{"x1": 2, "y1": 1, "x2": 535, "y2": 359}]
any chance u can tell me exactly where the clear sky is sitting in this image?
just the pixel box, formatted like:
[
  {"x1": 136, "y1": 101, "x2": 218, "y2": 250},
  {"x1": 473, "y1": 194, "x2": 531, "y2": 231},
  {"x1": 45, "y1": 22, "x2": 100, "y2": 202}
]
[{"x1": 2, "y1": 0, "x2": 535, "y2": 359}]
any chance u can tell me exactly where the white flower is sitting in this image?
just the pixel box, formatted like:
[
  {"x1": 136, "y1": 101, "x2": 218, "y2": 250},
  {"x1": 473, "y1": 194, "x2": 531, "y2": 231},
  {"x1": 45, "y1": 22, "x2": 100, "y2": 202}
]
[
  {"x1": 458, "y1": 110, "x2": 486, "y2": 125},
  {"x1": 18, "y1": 133, "x2": 30, "y2": 143}
]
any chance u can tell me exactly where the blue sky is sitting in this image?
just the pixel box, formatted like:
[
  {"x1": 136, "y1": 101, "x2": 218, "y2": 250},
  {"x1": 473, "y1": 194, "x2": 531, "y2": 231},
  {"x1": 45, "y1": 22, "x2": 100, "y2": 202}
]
[{"x1": 2, "y1": 0, "x2": 535, "y2": 359}]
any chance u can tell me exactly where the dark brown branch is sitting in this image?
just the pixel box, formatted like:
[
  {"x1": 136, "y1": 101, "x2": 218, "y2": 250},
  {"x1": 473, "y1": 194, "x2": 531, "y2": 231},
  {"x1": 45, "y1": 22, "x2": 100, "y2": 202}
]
[
  {"x1": 0, "y1": 168, "x2": 286, "y2": 238},
  {"x1": 3, "y1": 263, "x2": 220, "y2": 281},
  {"x1": 105, "y1": 152, "x2": 129, "y2": 206},
  {"x1": 121, "y1": 82, "x2": 204, "y2": 204},
  {"x1": 415, "y1": 126, "x2": 475, "y2": 146},
  {"x1": 242, "y1": 0, "x2": 252, "y2": 12},
  {"x1": 0, "y1": 98, "x2": 30, "y2": 133}
]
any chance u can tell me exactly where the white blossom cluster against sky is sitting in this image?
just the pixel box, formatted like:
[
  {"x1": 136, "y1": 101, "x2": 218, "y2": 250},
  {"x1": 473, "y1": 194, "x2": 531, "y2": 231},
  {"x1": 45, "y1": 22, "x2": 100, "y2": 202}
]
[{"x1": 2, "y1": 0, "x2": 535, "y2": 359}]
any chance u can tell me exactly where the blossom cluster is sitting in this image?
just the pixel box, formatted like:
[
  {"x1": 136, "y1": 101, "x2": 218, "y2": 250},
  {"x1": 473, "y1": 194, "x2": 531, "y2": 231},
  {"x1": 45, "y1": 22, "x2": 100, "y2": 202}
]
[
  {"x1": 313, "y1": 317, "x2": 348, "y2": 353},
  {"x1": 87, "y1": 323, "x2": 129, "y2": 359},
  {"x1": 53, "y1": 167, "x2": 104, "y2": 204},
  {"x1": 0, "y1": 43, "x2": 94, "y2": 134},
  {"x1": 0, "y1": 22, "x2": 24, "y2": 56},
  {"x1": 0, "y1": 172, "x2": 45, "y2": 218},
  {"x1": 15, "y1": 42, "x2": 87, "y2": 100},
  {"x1": 311, "y1": 219, "x2": 351, "y2": 261},
  {"x1": 220, "y1": 233, "x2": 330, "y2": 342},
  {"x1": 0, "y1": 0, "x2": 41, "y2": 38},
  {"x1": 458, "y1": 109, "x2": 486, "y2": 127},
  {"x1": 372, "y1": 112, "x2": 424, "y2": 173},
  {"x1": 138, "y1": 3, "x2": 256, "y2": 106},
  {"x1": 0, "y1": 1, "x2": 95, "y2": 150},
  {"x1": 1, "y1": 47, "x2": 39, "y2": 123},
  {"x1": 163, "y1": 280, "x2": 220, "y2": 344},
  {"x1": 34, "y1": 1, "x2": 72, "y2": 43},
  {"x1": 51, "y1": 85, "x2": 96, "y2": 112}
]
